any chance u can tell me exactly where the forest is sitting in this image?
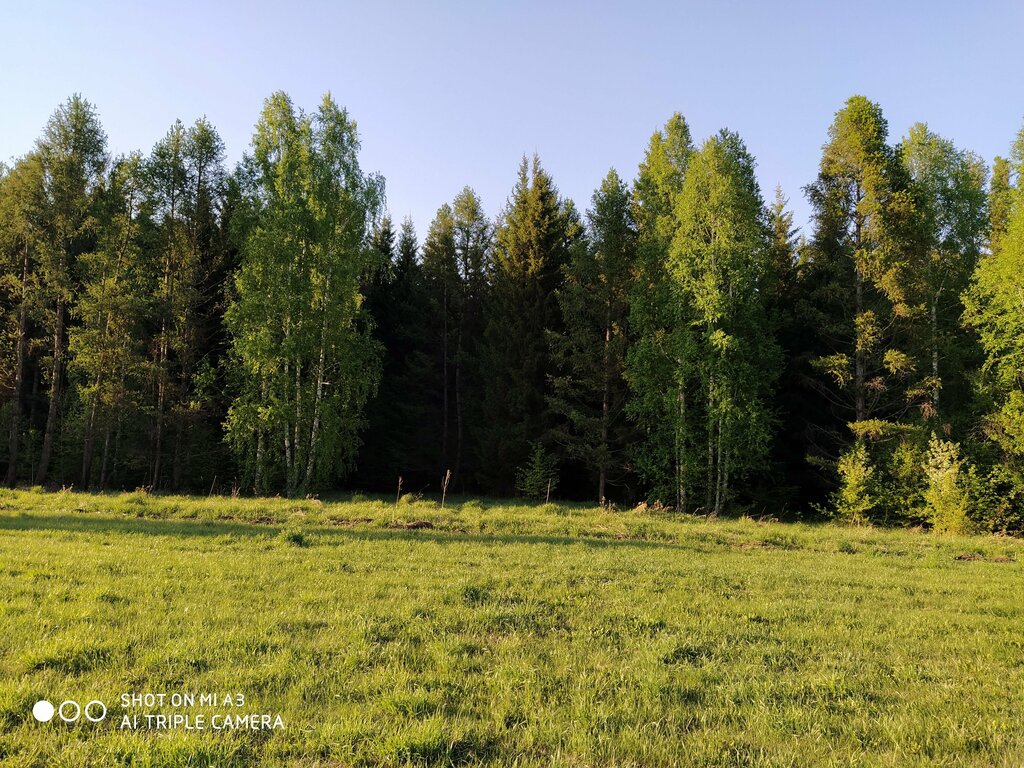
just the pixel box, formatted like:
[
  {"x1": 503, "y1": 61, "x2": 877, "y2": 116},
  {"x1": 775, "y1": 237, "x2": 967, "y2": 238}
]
[{"x1": 1, "y1": 91, "x2": 1023, "y2": 534}]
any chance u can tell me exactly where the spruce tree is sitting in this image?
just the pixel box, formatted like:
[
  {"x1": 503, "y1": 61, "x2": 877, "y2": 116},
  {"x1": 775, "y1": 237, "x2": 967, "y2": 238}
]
[
  {"x1": 549, "y1": 168, "x2": 635, "y2": 505},
  {"x1": 478, "y1": 156, "x2": 581, "y2": 495}
]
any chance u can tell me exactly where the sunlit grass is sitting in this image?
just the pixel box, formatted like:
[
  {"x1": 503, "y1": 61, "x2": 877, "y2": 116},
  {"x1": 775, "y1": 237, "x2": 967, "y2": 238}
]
[{"x1": 1, "y1": 487, "x2": 1023, "y2": 766}]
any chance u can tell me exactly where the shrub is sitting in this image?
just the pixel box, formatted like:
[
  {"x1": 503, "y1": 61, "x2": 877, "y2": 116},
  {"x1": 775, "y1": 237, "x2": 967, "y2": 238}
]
[
  {"x1": 832, "y1": 441, "x2": 876, "y2": 525},
  {"x1": 922, "y1": 435, "x2": 973, "y2": 535}
]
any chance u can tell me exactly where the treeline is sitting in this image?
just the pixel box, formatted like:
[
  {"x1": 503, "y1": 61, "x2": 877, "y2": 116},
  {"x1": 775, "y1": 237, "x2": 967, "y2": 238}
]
[{"x1": 2, "y1": 92, "x2": 1023, "y2": 532}]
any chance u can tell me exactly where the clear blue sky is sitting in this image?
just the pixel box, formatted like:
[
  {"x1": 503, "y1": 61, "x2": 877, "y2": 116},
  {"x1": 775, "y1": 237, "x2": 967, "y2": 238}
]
[{"x1": 3, "y1": 1, "x2": 1022, "y2": 239}]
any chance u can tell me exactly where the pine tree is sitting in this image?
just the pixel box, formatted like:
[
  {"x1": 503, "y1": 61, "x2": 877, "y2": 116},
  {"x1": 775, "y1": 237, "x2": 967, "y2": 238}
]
[{"x1": 549, "y1": 168, "x2": 634, "y2": 505}]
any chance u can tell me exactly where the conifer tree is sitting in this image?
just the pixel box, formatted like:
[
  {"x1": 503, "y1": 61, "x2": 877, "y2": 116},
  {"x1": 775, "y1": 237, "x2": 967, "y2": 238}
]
[
  {"x1": 550, "y1": 168, "x2": 635, "y2": 505},
  {"x1": 420, "y1": 202, "x2": 458, "y2": 479},
  {"x1": 478, "y1": 156, "x2": 581, "y2": 495},
  {"x1": 0, "y1": 154, "x2": 45, "y2": 485},
  {"x1": 802, "y1": 96, "x2": 922, "y2": 487},
  {"x1": 69, "y1": 154, "x2": 154, "y2": 488},
  {"x1": 145, "y1": 118, "x2": 228, "y2": 489},
  {"x1": 33, "y1": 95, "x2": 108, "y2": 484}
]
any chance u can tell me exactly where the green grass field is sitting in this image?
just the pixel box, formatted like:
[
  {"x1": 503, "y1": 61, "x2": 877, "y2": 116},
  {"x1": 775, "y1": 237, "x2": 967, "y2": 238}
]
[{"x1": 1, "y1": 488, "x2": 1023, "y2": 767}]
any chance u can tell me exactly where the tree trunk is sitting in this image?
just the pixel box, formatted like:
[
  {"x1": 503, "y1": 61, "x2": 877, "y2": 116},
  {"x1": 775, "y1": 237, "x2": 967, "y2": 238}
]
[
  {"x1": 301, "y1": 293, "x2": 330, "y2": 495},
  {"x1": 6, "y1": 243, "x2": 29, "y2": 487},
  {"x1": 706, "y1": 379, "x2": 714, "y2": 513},
  {"x1": 676, "y1": 381, "x2": 686, "y2": 512},
  {"x1": 172, "y1": 416, "x2": 184, "y2": 491},
  {"x1": 81, "y1": 383, "x2": 99, "y2": 487},
  {"x1": 931, "y1": 292, "x2": 940, "y2": 409},
  {"x1": 599, "y1": 305, "x2": 611, "y2": 506},
  {"x1": 853, "y1": 192, "x2": 866, "y2": 424},
  {"x1": 441, "y1": 281, "x2": 449, "y2": 472},
  {"x1": 99, "y1": 421, "x2": 112, "y2": 489},
  {"x1": 36, "y1": 296, "x2": 65, "y2": 485},
  {"x1": 152, "y1": 326, "x2": 167, "y2": 489}
]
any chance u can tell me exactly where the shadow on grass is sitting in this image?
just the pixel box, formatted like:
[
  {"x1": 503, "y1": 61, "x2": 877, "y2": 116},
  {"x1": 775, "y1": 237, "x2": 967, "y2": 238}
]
[{"x1": 0, "y1": 511, "x2": 694, "y2": 552}]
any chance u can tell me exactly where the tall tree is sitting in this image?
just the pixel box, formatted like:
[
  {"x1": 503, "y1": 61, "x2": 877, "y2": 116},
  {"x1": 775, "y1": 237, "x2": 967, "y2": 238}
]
[
  {"x1": 900, "y1": 123, "x2": 987, "y2": 421},
  {"x1": 550, "y1": 168, "x2": 635, "y2": 505},
  {"x1": 226, "y1": 92, "x2": 383, "y2": 496},
  {"x1": 145, "y1": 117, "x2": 227, "y2": 490},
  {"x1": 625, "y1": 114, "x2": 694, "y2": 507},
  {"x1": 963, "y1": 125, "x2": 1024, "y2": 483},
  {"x1": 69, "y1": 154, "x2": 154, "y2": 488},
  {"x1": 34, "y1": 95, "x2": 108, "y2": 484},
  {"x1": 802, "y1": 96, "x2": 920, "y2": 471},
  {"x1": 478, "y1": 156, "x2": 581, "y2": 494},
  {"x1": 670, "y1": 132, "x2": 781, "y2": 514},
  {"x1": 0, "y1": 154, "x2": 45, "y2": 485},
  {"x1": 450, "y1": 187, "x2": 490, "y2": 487},
  {"x1": 420, "y1": 202, "x2": 458, "y2": 479},
  {"x1": 356, "y1": 215, "x2": 430, "y2": 489}
]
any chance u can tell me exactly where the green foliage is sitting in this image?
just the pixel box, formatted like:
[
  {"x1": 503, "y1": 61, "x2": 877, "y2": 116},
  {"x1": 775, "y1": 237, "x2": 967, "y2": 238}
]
[
  {"x1": 802, "y1": 96, "x2": 922, "y2": 452},
  {"x1": 549, "y1": 168, "x2": 634, "y2": 504},
  {"x1": 625, "y1": 114, "x2": 694, "y2": 507},
  {"x1": 922, "y1": 435, "x2": 973, "y2": 535},
  {"x1": 478, "y1": 156, "x2": 581, "y2": 494},
  {"x1": 515, "y1": 442, "x2": 559, "y2": 500},
  {"x1": 68, "y1": 154, "x2": 154, "y2": 488},
  {"x1": 963, "y1": 125, "x2": 1024, "y2": 488},
  {"x1": 832, "y1": 441, "x2": 876, "y2": 525},
  {"x1": 226, "y1": 92, "x2": 383, "y2": 496},
  {"x1": 670, "y1": 131, "x2": 781, "y2": 515}
]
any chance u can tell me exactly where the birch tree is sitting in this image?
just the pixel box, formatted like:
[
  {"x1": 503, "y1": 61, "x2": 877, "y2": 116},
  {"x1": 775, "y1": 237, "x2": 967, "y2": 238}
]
[
  {"x1": 625, "y1": 114, "x2": 694, "y2": 507},
  {"x1": 226, "y1": 92, "x2": 383, "y2": 495}
]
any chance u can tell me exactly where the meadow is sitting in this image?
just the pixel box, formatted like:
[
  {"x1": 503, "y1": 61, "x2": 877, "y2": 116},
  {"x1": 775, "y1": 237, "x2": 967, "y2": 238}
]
[{"x1": 1, "y1": 488, "x2": 1023, "y2": 766}]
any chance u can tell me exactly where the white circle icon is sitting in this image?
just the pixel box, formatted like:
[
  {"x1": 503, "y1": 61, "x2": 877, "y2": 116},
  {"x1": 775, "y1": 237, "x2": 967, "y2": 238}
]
[
  {"x1": 84, "y1": 700, "x2": 107, "y2": 722},
  {"x1": 32, "y1": 700, "x2": 55, "y2": 722},
  {"x1": 58, "y1": 700, "x2": 81, "y2": 723}
]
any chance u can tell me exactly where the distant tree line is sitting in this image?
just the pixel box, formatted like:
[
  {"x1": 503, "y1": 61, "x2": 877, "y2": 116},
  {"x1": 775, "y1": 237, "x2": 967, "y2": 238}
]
[{"x1": 2, "y1": 91, "x2": 1023, "y2": 532}]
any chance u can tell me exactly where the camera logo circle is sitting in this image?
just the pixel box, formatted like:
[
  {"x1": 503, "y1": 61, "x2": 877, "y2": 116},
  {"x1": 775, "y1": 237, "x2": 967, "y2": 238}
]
[
  {"x1": 33, "y1": 699, "x2": 106, "y2": 723},
  {"x1": 32, "y1": 700, "x2": 54, "y2": 722}
]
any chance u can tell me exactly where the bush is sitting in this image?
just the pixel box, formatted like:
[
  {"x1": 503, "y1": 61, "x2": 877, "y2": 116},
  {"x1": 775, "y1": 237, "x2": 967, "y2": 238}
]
[
  {"x1": 922, "y1": 435, "x2": 973, "y2": 535},
  {"x1": 832, "y1": 441, "x2": 876, "y2": 525}
]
